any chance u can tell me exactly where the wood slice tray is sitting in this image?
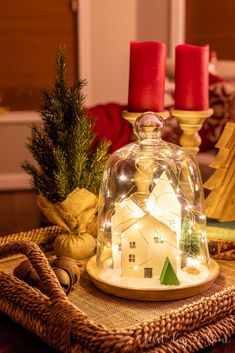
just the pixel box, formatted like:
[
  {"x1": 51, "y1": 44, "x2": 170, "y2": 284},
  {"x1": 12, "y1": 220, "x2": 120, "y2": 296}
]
[{"x1": 86, "y1": 256, "x2": 220, "y2": 301}]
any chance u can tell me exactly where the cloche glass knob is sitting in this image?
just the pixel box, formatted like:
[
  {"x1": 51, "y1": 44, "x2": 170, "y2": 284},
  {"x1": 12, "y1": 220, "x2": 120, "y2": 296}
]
[{"x1": 135, "y1": 112, "x2": 163, "y2": 140}]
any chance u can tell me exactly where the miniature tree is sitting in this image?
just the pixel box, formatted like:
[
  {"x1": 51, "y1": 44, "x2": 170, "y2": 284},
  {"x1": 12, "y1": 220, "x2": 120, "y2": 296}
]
[
  {"x1": 160, "y1": 257, "x2": 180, "y2": 285},
  {"x1": 180, "y1": 216, "x2": 200, "y2": 256}
]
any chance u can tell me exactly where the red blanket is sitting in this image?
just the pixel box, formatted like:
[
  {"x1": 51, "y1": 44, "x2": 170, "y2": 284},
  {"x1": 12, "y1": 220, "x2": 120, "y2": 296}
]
[{"x1": 87, "y1": 103, "x2": 132, "y2": 153}]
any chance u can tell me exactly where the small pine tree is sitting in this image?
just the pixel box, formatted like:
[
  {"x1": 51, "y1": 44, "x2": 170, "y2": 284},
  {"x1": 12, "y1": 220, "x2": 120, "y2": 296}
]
[
  {"x1": 22, "y1": 47, "x2": 110, "y2": 203},
  {"x1": 180, "y1": 215, "x2": 200, "y2": 256}
]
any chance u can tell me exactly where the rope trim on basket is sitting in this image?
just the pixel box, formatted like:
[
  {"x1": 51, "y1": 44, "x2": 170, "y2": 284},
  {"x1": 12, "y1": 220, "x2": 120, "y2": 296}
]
[
  {"x1": 147, "y1": 315, "x2": 235, "y2": 352},
  {"x1": 0, "y1": 225, "x2": 62, "y2": 246},
  {"x1": 66, "y1": 288, "x2": 235, "y2": 353},
  {"x1": 0, "y1": 227, "x2": 234, "y2": 353},
  {"x1": 0, "y1": 241, "x2": 65, "y2": 301}
]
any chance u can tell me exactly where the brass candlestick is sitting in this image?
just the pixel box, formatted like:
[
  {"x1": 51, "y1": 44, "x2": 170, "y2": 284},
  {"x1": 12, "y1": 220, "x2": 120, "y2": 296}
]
[
  {"x1": 122, "y1": 110, "x2": 169, "y2": 132},
  {"x1": 171, "y1": 108, "x2": 213, "y2": 155}
]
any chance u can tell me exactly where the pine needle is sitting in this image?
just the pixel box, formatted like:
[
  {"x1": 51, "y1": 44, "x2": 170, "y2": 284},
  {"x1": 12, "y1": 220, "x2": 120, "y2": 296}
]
[{"x1": 22, "y1": 47, "x2": 110, "y2": 203}]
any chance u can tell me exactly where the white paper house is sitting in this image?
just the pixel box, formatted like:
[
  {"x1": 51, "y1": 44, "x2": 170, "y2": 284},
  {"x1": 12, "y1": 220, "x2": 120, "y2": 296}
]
[
  {"x1": 111, "y1": 171, "x2": 181, "y2": 278},
  {"x1": 111, "y1": 198, "x2": 145, "y2": 269},
  {"x1": 147, "y1": 171, "x2": 181, "y2": 242},
  {"x1": 121, "y1": 214, "x2": 177, "y2": 278}
]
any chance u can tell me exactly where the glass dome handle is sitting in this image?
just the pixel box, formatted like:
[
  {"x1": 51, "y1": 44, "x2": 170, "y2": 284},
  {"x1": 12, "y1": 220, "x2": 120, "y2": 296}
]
[{"x1": 134, "y1": 112, "x2": 164, "y2": 140}]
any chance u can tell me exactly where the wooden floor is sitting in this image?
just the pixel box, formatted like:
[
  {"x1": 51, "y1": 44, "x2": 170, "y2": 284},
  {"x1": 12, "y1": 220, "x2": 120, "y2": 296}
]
[{"x1": 0, "y1": 190, "x2": 42, "y2": 236}]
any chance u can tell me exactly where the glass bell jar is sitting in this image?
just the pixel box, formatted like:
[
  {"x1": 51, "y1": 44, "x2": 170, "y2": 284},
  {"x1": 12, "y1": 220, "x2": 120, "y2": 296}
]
[{"x1": 87, "y1": 112, "x2": 219, "y2": 301}]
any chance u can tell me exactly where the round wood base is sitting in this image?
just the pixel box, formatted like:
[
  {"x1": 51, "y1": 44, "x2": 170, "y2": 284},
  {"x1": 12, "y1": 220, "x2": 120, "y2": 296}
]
[{"x1": 86, "y1": 256, "x2": 220, "y2": 301}]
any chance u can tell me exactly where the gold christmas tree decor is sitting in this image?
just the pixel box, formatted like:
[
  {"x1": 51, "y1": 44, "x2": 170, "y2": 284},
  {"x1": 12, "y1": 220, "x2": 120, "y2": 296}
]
[
  {"x1": 204, "y1": 122, "x2": 235, "y2": 222},
  {"x1": 22, "y1": 47, "x2": 110, "y2": 259}
]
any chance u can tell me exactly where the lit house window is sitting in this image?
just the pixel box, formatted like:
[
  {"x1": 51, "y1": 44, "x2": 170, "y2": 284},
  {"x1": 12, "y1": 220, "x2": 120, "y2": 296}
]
[
  {"x1": 129, "y1": 254, "x2": 135, "y2": 262},
  {"x1": 144, "y1": 268, "x2": 153, "y2": 278},
  {"x1": 129, "y1": 241, "x2": 136, "y2": 248}
]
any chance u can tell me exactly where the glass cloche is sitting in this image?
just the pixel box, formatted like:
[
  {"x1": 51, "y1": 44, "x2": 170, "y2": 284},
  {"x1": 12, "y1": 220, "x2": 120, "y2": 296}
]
[{"x1": 87, "y1": 112, "x2": 219, "y2": 300}]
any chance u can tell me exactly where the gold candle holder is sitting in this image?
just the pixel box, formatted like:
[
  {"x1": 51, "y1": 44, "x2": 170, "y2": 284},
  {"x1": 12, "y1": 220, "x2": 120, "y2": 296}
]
[
  {"x1": 122, "y1": 110, "x2": 169, "y2": 132},
  {"x1": 171, "y1": 108, "x2": 213, "y2": 155}
]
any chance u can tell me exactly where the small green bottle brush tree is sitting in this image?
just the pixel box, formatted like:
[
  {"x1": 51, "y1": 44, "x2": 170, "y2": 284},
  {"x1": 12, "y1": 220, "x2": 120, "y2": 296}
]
[
  {"x1": 22, "y1": 48, "x2": 110, "y2": 259},
  {"x1": 180, "y1": 215, "x2": 200, "y2": 258}
]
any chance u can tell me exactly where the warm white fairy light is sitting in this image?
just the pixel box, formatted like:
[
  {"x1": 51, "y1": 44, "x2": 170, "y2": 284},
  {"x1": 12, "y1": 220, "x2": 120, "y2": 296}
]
[
  {"x1": 133, "y1": 209, "x2": 145, "y2": 218},
  {"x1": 146, "y1": 199, "x2": 162, "y2": 218},
  {"x1": 199, "y1": 215, "x2": 206, "y2": 220},
  {"x1": 120, "y1": 199, "x2": 127, "y2": 207},
  {"x1": 112, "y1": 243, "x2": 121, "y2": 269},
  {"x1": 133, "y1": 265, "x2": 139, "y2": 271},
  {"x1": 146, "y1": 199, "x2": 155, "y2": 212},
  {"x1": 189, "y1": 165, "x2": 194, "y2": 174},
  {"x1": 201, "y1": 231, "x2": 207, "y2": 241},
  {"x1": 186, "y1": 257, "x2": 200, "y2": 268},
  {"x1": 177, "y1": 150, "x2": 183, "y2": 157},
  {"x1": 134, "y1": 222, "x2": 140, "y2": 230},
  {"x1": 105, "y1": 221, "x2": 112, "y2": 228},
  {"x1": 119, "y1": 173, "x2": 127, "y2": 182},
  {"x1": 197, "y1": 255, "x2": 204, "y2": 262},
  {"x1": 112, "y1": 243, "x2": 120, "y2": 254}
]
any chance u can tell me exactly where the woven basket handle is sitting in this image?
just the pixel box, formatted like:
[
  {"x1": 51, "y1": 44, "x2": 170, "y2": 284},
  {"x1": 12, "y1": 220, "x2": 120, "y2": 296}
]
[{"x1": 0, "y1": 240, "x2": 66, "y2": 302}]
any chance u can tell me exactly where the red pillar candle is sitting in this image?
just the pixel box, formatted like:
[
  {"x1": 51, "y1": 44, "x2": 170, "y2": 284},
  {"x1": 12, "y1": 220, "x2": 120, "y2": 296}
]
[
  {"x1": 175, "y1": 44, "x2": 209, "y2": 110},
  {"x1": 128, "y1": 41, "x2": 166, "y2": 112}
]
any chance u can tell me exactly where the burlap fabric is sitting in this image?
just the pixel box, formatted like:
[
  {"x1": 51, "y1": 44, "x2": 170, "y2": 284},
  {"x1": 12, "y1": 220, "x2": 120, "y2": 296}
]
[
  {"x1": 0, "y1": 226, "x2": 234, "y2": 353},
  {"x1": 37, "y1": 188, "x2": 97, "y2": 235},
  {"x1": 38, "y1": 188, "x2": 97, "y2": 259}
]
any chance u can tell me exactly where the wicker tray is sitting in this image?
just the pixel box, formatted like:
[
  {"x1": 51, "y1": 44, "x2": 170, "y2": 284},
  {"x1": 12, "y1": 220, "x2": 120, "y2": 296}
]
[{"x1": 0, "y1": 226, "x2": 234, "y2": 353}]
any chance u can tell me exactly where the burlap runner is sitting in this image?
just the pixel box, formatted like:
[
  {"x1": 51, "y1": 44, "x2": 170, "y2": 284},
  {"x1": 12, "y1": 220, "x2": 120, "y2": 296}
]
[
  {"x1": 1, "y1": 255, "x2": 234, "y2": 330},
  {"x1": 69, "y1": 260, "x2": 234, "y2": 330}
]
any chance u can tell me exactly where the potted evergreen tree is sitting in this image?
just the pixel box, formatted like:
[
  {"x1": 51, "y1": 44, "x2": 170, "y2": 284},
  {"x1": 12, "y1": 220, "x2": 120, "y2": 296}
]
[{"x1": 22, "y1": 48, "x2": 109, "y2": 259}]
